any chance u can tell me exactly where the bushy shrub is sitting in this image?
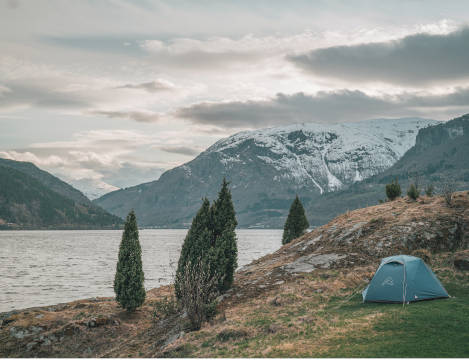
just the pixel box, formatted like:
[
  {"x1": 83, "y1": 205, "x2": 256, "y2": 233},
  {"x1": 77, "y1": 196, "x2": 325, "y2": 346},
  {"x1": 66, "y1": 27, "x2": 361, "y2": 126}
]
[
  {"x1": 385, "y1": 178, "x2": 401, "y2": 201},
  {"x1": 407, "y1": 183, "x2": 420, "y2": 200},
  {"x1": 425, "y1": 184, "x2": 434, "y2": 197},
  {"x1": 114, "y1": 210, "x2": 146, "y2": 312},
  {"x1": 152, "y1": 295, "x2": 180, "y2": 320}
]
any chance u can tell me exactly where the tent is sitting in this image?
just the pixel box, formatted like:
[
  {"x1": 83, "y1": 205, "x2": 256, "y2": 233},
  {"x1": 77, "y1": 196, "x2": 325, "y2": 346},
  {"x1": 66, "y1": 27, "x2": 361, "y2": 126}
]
[{"x1": 362, "y1": 255, "x2": 449, "y2": 303}]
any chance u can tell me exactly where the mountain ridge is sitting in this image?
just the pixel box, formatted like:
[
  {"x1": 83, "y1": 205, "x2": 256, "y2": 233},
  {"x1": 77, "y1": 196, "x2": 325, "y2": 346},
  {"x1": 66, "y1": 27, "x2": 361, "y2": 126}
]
[
  {"x1": 94, "y1": 117, "x2": 438, "y2": 228},
  {"x1": 0, "y1": 159, "x2": 123, "y2": 229}
]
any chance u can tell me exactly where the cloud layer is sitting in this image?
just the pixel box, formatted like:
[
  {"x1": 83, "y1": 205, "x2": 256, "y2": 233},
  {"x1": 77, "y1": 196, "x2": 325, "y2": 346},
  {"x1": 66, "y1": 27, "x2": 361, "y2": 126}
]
[
  {"x1": 176, "y1": 88, "x2": 469, "y2": 128},
  {"x1": 289, "y1": 27, "x2": 469, "y2": 86}
]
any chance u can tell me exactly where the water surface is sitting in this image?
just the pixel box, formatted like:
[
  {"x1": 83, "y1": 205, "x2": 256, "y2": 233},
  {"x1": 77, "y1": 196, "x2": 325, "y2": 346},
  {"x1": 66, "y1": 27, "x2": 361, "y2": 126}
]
[{"x1": 0, "y1": 229, "x2": 281, "y2": 312}]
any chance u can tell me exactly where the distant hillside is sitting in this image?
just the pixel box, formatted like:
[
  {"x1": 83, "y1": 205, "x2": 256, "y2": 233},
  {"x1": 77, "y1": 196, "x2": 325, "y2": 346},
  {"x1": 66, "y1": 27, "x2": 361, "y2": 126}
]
[
  {"x1": 0, "y1": 158, "x2": 90, "y2": 205},
  {"x1": 308, "y1": 114, "x2": 469, "y2": 224},
  {"x1": 94, "y1": 117, "x2": 436, "y2": 228},
  {"x1": 0, "y1": 160, "x2": 123, "y2": 229}
]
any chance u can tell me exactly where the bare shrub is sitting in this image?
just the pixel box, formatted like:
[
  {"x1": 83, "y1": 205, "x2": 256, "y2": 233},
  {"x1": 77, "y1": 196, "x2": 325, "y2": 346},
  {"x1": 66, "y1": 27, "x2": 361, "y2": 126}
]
[
  {"x1": 177, "y1": 260, "x2": 219, "y2": 331},
  {"x1": 441, "y1": 181, "x2": 456, "y2": 207}
]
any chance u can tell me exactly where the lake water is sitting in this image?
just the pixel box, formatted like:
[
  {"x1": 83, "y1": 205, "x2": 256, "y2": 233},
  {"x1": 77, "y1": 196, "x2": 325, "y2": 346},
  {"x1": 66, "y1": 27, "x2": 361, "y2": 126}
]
[{"x1": 0, "y1": 229, "x2": 282, "y2": 313}]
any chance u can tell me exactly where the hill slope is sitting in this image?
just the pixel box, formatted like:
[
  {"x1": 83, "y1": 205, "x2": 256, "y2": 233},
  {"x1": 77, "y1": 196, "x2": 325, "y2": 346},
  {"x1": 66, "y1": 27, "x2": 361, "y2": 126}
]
[
  {"x1": 0, "y1": 162, "x2": 123, "y2": 229},
  {"x1": 308, "y1": 113, "x2": 469, "y2": 224},
  {"x1": 95, "y1": 117, "x2": 437, "y2": 228},
  {"x1": 1, "y1": 192, "x2": 468, "y2": 357},
  {"x1": 0, "y1": 158, "x2": 90, "y2": 205}
]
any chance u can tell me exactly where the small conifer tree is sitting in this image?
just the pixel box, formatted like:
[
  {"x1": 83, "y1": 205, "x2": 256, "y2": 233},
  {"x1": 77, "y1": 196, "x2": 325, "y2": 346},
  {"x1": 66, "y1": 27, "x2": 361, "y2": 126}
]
[
  {"x1": 114, "y1": 210, "x2": 146, "y2": 312},
  {"x1": 407, "y1": 183, "x2": 419, "y2": 200},
  {"x1": 282, "y1": 195, "x2": 309, "y2": 245},
  {"x1": 385, "y1": 178, "x2": 401, "y2": 201},
  {"x1": 210, "y1": 178, "x2": 238, "y2": 292},
  {"x1": 175, "y1": 198, "x2": 211, "y2": 300}
]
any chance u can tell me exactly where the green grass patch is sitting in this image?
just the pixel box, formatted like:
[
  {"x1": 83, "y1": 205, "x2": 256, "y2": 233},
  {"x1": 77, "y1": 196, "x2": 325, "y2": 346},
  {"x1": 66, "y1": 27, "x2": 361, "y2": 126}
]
[{"x1": 322, "y1": 282, "x2": 469, "y2": 357}]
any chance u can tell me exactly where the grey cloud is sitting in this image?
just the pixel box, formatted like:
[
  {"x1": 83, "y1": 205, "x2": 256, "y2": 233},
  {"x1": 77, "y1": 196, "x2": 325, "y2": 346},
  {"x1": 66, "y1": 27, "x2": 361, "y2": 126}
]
[
  {"x1": 158, "y1": 145, "x2": 201, "y2": 156},
  {"x1": 0, "y1": 81, "x2": 93, "y2": 110},
  {"x1": 90, "y1": 110, "x2": 160, "y2": 123},
  {"x1": 117, "y1": 80, "x2": 174, "y2": 93},
  {"x1": 289, "y1": 27, "x2": 469, "y2": 85},
  {"x1": 175, "y1": 88, "x2": 469, "y2": 128}
]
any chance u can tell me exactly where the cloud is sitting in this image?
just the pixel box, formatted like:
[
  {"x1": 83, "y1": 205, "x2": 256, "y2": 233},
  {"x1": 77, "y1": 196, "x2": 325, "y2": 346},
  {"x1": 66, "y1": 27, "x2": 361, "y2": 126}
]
[
  {"x1": 175, "y1": 88, "x2": 469, "y2": 128},
  {"x1": 0, "y1": 80, "x2": 93, "y2": 111},
  {"x1": 288, "y1": 27, "x2": 469, "y2": 86},
  {"x1": 89, "y1": 110, "x2": 161, "y2": 123},
  {"x1": 116, "y1": 80, "x2": 175, "y2": 93},
  {"x1": 157, "y1": 145, "x2": 202, "y2": 156}
]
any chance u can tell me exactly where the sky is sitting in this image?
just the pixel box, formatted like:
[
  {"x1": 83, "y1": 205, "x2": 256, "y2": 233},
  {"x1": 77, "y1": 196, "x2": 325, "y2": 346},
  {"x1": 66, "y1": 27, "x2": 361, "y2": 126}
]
[{"x1": 1, "y1": 0, "x2": 469, "y2": 198}]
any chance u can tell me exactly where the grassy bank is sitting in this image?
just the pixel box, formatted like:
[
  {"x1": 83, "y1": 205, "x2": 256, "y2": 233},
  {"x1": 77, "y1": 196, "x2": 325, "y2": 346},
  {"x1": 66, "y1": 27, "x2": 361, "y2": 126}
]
[{"x1": 162, "y1": 255, "x2": 469, "y2": 358}]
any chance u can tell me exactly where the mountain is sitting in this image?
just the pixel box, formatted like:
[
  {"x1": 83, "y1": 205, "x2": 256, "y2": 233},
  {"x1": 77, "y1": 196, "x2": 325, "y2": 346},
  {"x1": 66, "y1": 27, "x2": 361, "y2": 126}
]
[
  {"x1": 94, "y1": 117, "x2": 438, "y2": 228},
  {"x1": 0, "y1": 158, "x2": 91, "y2": 205},
  {"x1": 308, "y1": 114, "x2": 469, "y2": 224},
  {"x1": 0, "y1": 159, "x2": 123, "y2": 229}
]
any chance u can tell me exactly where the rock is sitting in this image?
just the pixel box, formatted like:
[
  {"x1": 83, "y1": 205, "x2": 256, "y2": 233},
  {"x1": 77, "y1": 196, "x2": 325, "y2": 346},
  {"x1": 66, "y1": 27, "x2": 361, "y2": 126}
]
[
  {"x1": 301, "y1": 235, "x2": 322, "y2": 251},
  {"x1": 216, "y1": 294, "x2": 229, "y2": 302},
  {"x1": 26, "y1": 341, "x2": 37, "y2": 351},
  {"x1": 29, "y1": 326, "x2": 44, "y2": 334},
  {"x1": 273, "y1": 280, "x2": 284, "y2": 286},
  {"x1": 162, "y1": 331, "x2": 184, "y2": 348},
  {"x1": 87, "y1": 318, "x2": 97, "y2": 328},
  {"x1": 454, "y1": 251, "x2": 469, "y2": 270},
  {"x1": 10, "y1": 327, "x2": 28, "y2": 339},
  {"x1": 35, "y1": 314, "x2": 44, "y2": 319},
  {"x1": 283, "y1": 253, "x2": 347, "y2": 274}
]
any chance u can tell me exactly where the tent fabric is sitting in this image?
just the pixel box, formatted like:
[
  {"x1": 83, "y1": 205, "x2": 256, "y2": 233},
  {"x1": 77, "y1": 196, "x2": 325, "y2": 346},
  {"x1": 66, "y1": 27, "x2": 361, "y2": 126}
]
[{"x1": 362, "y1": 255, "x2": 449, "y2": 303}]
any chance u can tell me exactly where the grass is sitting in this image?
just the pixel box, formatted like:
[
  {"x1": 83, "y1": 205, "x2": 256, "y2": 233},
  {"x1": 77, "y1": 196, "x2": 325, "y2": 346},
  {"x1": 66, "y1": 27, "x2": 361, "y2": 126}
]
[
  {"x1": 168, "y1": 260, "x2": 469, "y2": 358},
  {"x1": 324, "y1": 283, "x2": 469, "y2": 357}
]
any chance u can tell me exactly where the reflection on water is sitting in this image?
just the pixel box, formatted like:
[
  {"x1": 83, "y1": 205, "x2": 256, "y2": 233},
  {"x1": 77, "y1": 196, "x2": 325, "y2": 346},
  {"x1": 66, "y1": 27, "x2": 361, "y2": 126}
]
[{"x1": 0, "y1": 229, "x2": 281, "y2": 312}]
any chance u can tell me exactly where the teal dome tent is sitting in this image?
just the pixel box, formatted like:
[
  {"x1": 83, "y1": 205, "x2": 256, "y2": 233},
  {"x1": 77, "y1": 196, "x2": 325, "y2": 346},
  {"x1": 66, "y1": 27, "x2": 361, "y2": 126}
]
[{"x1": 362, "y1": 255, "x2": 449, "y2": 303}]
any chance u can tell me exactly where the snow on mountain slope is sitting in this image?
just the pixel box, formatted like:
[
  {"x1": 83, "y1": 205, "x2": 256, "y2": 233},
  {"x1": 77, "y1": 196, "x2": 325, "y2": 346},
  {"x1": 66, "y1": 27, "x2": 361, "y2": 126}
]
[{"x1": 207, "y1": 118, "x2": 439, "y2": 193}]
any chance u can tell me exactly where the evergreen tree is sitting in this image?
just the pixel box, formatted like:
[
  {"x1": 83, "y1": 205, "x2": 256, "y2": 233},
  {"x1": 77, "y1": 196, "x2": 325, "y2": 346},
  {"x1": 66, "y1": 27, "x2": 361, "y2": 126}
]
[
  {"x1": 282, "y1": 195, "x2": 309, "y2": 245},
  {"x1": 175, "y1": 198, "x2": 211, "y2": 300},
  {"x1": 210, "y1": 178, "x2": 238, "y2": 292},
  {"x1": 114, "y1": 210, "x2": 146, "y2": 312}
]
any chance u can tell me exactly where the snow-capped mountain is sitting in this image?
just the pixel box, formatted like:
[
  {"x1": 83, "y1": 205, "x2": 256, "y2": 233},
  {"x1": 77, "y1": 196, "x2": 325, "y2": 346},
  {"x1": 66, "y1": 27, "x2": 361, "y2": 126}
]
[
  {"x1": 208, "y1": 118, "x2": 438, "y2": 194},
  {"x1": 94, "y1": 117, "x2": 439, "y2": 228}
]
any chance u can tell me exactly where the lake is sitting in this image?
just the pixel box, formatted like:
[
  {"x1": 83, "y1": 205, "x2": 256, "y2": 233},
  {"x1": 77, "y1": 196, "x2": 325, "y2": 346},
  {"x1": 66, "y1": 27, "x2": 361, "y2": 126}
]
[{"x1": 0, "y1": 229, "x2": 282, "y2": 312}]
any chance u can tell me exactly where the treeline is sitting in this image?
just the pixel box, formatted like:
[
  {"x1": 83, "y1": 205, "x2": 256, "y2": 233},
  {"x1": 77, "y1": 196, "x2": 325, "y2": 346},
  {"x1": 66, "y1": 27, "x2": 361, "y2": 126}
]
[{"x1": 384, "y1": 176, "x2": 456, "y2": 206}]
